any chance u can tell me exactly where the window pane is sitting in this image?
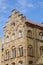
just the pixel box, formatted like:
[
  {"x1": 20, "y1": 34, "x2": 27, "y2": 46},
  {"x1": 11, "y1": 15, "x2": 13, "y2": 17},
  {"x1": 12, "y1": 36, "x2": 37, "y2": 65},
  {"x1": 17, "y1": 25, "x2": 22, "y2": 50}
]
[
  {"x1": 19, "y1": 46, "x2": 23, "y2": 56},
  {"x1": 6, "y1": 50, "x2": 9, "y2": 59},
  {"x1": 19, "y1": 30, "x2": 22, "y2": 37},
  {"x1": 12, "y1": 47, "x2": 16, "y2": 57}
]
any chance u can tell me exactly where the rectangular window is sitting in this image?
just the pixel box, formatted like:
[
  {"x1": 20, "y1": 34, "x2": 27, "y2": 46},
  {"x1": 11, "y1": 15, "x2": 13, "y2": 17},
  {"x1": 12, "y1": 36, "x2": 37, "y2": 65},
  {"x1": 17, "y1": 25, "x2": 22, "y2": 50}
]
[{"x1": 28, "y1": 45, "x2": 34, "y2": 57}]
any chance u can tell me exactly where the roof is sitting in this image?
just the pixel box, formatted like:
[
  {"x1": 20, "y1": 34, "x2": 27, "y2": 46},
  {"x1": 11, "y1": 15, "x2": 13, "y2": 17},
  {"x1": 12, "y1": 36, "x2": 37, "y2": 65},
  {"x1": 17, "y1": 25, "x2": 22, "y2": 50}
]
[{"x1": 26, "y1": 20, "x2": 43, "y2": 28}]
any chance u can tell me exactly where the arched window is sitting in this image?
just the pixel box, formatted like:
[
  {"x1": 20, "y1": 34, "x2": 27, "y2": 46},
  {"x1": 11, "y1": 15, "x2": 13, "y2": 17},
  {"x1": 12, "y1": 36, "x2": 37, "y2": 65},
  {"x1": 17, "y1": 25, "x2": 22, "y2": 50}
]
[
  {"x1": 28, "y1": 45, "x2": 33, "y2": 57},
  {"x1": 39, "y1": 32, "x2": 43, "y2": 41},
  {"x1": 40, "y1": 46, "x2": 43, "y2": 55},
  {"x1": 12, "y1": 62, "x2": 15, "y2": 65},
  {"x1": 12, "y1": 33, "x2": 16, "y2": 40},
  {"x1": 6, "y1": 50, "x2": 9, "y2": 60},
  {"x1": 19, "y1": 46, "x2": 23, "y2": 56},
  {"x1": 27, "y1": 30, "x2": 32, "y2": 38},
  {"x1": 12, "y1": 46, "x2": 16, "y2": 58},
  {"x1": 19, "y1": 61, "x2": 23, "y2": 65},
  {"x1": 19, "y1": 30, "x2": 22, "y2": 38}
]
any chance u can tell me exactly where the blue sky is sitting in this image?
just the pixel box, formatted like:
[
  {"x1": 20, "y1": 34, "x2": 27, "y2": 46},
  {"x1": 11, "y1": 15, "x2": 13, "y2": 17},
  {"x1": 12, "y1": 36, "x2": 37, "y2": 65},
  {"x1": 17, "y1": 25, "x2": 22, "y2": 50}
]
[{"x1": 0, "y1": 0, "x2": 43, "y2": 41}]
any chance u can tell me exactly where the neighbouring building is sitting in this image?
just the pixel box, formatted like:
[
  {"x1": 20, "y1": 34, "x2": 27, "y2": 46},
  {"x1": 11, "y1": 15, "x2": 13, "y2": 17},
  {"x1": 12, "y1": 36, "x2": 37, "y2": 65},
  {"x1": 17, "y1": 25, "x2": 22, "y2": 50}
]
[
  {"x1": 0, "y1": 38, "x2": 2, "y2": 65},
  {"x1": 1, "y1": 9, "x2": 43, "y2": 65}
]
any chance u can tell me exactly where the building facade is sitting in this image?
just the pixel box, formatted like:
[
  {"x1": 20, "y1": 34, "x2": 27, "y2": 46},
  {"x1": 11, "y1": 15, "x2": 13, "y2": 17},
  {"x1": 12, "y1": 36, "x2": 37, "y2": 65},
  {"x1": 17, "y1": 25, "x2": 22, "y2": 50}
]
[{"x1": 1, "y1": 9, "x2": 43, "y2": 65}]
